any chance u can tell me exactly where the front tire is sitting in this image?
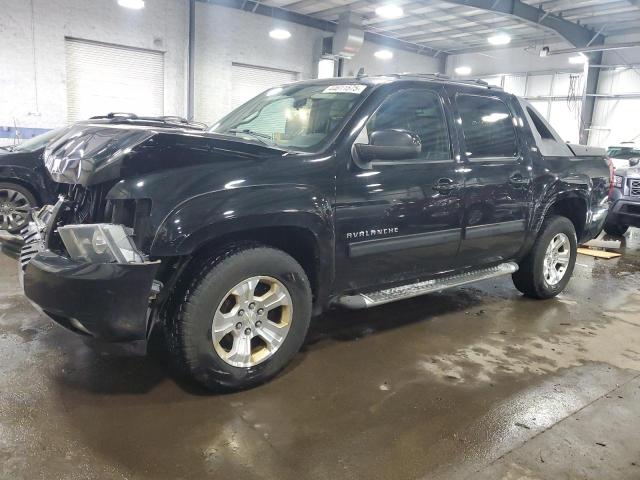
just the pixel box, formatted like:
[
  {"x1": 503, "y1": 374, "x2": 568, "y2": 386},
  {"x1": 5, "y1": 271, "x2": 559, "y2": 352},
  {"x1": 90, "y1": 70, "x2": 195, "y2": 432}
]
[
  {"x1": 167, "y1": 245, "x2": 312, "y2": 391},
  {"x1": 512, "y1": 216, "x2": 577, "y2": 299}
]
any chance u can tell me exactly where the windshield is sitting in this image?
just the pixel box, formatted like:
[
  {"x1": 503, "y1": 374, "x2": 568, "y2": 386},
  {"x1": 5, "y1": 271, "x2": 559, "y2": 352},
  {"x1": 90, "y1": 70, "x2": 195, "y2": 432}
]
[
  {"x1": 12, "y1": 127, "x2": 67, "y2": 153},
  {"x1": 209, "y1": 83, "x2": 368, "y2": 151},
  {"x1": 607, "y1": 147, "x2": 640, "y2": 159}
]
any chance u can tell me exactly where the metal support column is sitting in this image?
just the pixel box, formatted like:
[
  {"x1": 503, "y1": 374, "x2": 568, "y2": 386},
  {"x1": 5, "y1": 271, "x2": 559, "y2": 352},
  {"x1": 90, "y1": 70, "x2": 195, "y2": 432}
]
[
  {"x1": 580, "y1": 51, "x2": 603, "y2": 145},
  {"x1": 187, "y1": 0, "x2": 196, "y2": 120},
  {"x1": 437, "y1": 53, "x2": 447, "y2": 75},
  {"x1": 336, "y1": 57, "x2": 344, "y2": 77}
]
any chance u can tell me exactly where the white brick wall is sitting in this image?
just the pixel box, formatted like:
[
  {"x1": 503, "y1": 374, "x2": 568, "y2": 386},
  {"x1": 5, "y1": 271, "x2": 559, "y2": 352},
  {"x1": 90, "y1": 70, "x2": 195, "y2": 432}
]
[{"x1": 0, "y1": 0, "x2": 188, "y2": 129}]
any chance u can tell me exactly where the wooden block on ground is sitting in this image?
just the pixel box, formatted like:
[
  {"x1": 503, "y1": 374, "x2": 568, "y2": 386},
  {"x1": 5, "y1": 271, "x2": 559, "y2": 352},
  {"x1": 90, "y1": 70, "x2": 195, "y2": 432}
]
[{"x1": 577, "y1": 247, "x2": 622, "y2": 259}]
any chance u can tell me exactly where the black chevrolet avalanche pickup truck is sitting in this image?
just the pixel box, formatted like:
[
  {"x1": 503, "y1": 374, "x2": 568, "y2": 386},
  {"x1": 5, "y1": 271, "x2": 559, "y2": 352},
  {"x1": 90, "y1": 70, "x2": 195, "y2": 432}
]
[{"x1": 14, "y1": 75, "x2": 611, "y2": 390}]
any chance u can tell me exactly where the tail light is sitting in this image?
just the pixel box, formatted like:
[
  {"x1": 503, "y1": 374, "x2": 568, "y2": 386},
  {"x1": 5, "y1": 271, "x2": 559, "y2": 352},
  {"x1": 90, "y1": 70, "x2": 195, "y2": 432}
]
[{"x1": 606, "y1": 157, "x2": 615, "y2": 198}]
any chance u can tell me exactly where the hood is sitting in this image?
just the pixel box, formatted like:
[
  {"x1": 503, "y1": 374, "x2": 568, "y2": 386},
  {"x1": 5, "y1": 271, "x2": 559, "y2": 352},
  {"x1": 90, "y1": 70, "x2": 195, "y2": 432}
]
[
  {"x1": 0, "y1": 146, "x2": 16, "y2": 155},
  {"x1": 44, "y1": 122, "x2": 285, "y2": 186},
  {"x1": 617, "y1": 165, "x2": 640, "y2": 179}
]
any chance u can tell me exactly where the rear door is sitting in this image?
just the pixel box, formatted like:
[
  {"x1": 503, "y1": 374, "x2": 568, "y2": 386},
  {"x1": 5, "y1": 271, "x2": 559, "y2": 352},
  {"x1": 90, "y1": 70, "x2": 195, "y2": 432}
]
[
  {"x1": 451, "y1": 92, "x2": 532, "y2": 267},
  {"x1": 334, "y1": 86, "x2": 465, "y2": 291}
]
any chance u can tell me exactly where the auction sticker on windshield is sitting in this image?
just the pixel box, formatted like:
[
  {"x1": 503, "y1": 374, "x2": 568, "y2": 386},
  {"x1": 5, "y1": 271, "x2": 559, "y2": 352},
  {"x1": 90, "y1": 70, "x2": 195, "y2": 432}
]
[{"x1": 323, "y1": 85, "x2": 367, "y2": 94}]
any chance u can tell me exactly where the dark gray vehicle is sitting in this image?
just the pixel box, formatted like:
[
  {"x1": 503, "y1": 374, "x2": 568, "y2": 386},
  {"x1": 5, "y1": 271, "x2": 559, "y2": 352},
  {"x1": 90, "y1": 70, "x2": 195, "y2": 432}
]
[{"x1": 605, "y1": 158, "x2": 640, "y2": 236}]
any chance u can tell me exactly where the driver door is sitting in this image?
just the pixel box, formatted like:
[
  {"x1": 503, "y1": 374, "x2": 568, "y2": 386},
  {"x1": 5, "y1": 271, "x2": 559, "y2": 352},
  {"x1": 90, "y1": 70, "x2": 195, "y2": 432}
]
[{"x1": 334, "y1": 87, "x2": 465, "y2": 292}]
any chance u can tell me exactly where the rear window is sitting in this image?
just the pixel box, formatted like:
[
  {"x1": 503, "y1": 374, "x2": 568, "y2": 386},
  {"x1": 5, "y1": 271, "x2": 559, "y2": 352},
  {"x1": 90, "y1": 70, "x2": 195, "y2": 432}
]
[{"x1": 456, "y1": 95, "x2": 518, "y2": 159}]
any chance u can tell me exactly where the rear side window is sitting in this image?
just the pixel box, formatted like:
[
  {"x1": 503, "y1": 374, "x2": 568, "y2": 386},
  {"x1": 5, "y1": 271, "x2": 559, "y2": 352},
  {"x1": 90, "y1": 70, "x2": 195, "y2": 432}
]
[
  {"x1": 527, "y1": 107, "x2": 554, "y2": 140},
  {"x1": 456, "y1": 95, "x2": 518, "y2": 159}
]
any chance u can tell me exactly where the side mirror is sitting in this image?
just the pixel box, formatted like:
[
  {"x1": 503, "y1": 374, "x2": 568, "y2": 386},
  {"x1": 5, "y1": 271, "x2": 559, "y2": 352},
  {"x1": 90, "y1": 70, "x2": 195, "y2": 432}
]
[
  {"x1": 629, "y1": 157, "x2": 639, "y2": 167},
  {"x1": 354, "y1": 129, "x2": 421, "y2": 164}
]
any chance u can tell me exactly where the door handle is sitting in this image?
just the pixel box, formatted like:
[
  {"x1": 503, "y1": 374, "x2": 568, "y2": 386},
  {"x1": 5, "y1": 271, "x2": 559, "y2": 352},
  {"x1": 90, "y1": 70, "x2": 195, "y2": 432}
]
[
  {"x1": 433, "y1": 178, "x2": 460, "y2": 193},
  {"x1": 509, "y1": 173, "x2": 530, "y2": 188}
]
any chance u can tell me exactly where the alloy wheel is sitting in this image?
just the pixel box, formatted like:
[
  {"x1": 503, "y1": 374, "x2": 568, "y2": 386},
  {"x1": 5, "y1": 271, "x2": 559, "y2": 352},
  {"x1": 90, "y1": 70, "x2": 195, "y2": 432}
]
[
  {"x1": 212, "y1": 276, "x2": 293, "y2": 368},
  {"x1": 543, "y1": 232, "x2": 571, "y2": 286},
  {"x1": 0, "y1": 188, "x2": 32, "y2": 231}
]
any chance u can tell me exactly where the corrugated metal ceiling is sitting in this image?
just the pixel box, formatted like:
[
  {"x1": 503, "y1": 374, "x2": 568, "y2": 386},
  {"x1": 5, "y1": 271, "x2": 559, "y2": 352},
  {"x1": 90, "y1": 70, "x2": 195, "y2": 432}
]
[{"x1": 260, "y1": 0, "x2": 640, "y2": 53}]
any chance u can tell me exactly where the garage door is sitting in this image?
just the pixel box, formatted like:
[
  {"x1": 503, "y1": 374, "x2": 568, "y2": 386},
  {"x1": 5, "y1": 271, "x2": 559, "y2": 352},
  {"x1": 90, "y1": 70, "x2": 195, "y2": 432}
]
[
  {"x1": 65, "y1": 38, "x2": 164, "y2": 122},
  {"x1": 230, "y1": 63, "x2": 298, "y2": 110}
]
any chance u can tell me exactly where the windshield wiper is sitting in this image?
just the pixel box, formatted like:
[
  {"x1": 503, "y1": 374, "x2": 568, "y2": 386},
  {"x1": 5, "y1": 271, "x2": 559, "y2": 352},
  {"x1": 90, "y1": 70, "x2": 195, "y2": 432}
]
[
  {"x1": 0, "y1": 146, "x2": 14, "y2": 152},
  {"x1": 227, "y1": 129, "x2": 274, "y2": 145}
]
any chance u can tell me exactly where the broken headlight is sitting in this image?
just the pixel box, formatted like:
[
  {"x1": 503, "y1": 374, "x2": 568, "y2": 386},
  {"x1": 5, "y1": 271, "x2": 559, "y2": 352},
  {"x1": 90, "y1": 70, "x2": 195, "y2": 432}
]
[{"x1": 57, "y1": 224, "x2": 144, "y2": 264}]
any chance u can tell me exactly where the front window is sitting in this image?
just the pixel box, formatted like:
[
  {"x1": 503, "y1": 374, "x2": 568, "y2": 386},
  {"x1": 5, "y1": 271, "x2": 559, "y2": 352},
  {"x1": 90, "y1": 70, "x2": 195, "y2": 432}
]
[
  {"x1": 209, "y1": 83, "x2": 368, "y2": 151},
  {"x1": 361, "y1": 89, "x2": 451, "y2": 161}
]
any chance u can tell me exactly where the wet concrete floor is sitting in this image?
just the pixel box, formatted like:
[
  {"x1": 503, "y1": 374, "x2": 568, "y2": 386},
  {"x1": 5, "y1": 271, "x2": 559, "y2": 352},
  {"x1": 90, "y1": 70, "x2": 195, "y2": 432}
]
[{"x1": 1, "y1": 230, "x2": 639, "y2": 479}]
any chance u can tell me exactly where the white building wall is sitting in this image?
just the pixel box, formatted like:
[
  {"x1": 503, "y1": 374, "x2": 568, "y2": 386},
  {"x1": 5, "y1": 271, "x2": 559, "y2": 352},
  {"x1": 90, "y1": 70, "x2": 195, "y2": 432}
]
[
  {"x1": 445, "y1": 43, "x2": 586, "y2": 144},
  {"x1": 445, "y1": 36, "x2": 640, "y2": 148},
  {"x1": 0, "y1": 0, "x2": 188, "y2": 131},
  {"x1": 194, "y1": 3, "x2": 442, "y2": 123},
  {"x1": 602, "y1": 32, "x2": 640, "y2": 66},
  {"x1": 194, "y1": 3, "x2": 325, "y2": 124},
  {"x1": 445, "y1": 41, "x2": 579, "y2": 78},
  {"x1": 342, "y1": 40, "x2": 441, "y2": 77},
  {"x1": 590, "y1": 33, "x2": 640, "y2": 147}
]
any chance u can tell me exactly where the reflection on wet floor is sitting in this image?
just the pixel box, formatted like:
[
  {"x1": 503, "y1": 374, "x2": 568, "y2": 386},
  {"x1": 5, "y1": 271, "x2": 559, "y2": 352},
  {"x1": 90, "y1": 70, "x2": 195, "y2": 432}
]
[{"x1": 0, "y1": 229, "x2": 639, "y2": 479}]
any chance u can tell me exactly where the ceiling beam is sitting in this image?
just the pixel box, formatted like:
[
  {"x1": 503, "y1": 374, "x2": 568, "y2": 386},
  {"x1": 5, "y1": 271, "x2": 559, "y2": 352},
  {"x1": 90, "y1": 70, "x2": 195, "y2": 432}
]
[
  {"x1": 439, "y1": 0, "x2": 603, "y2": 47},
  {"x1": 196, "y1": 0, "x2": 443, "y2": 57}
]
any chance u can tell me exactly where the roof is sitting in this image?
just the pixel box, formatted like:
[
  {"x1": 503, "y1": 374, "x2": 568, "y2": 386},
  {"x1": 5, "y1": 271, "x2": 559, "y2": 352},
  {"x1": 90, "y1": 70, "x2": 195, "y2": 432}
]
[{"x1": 289, "y1": 73, "x2": 506, "y2": 92}]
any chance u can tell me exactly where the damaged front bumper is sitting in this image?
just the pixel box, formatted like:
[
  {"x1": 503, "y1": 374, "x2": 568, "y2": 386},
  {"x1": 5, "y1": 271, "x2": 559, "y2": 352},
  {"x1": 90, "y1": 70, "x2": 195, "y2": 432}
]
[
  {"x1": 607, "y1": 198, "x2": 640, "y2": 228},
  {"x1": 17, "y1": 203, "x2": 160, "y2": 341},
  {"x1": 23, "y1": 251, "x2": 159, "y2": 340}
]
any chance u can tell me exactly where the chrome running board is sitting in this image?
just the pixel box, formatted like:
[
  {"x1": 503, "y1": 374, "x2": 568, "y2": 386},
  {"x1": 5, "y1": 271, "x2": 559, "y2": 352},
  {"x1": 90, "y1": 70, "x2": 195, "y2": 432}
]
[{"x1": 337, "y1": 262, "x2": 519, "y2": 309}]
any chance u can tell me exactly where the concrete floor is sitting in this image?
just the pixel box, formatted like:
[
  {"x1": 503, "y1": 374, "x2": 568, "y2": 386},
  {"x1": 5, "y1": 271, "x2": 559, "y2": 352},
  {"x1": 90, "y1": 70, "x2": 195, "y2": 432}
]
[{"x1": 1, "y1": 231, "x2": 640, "y2": 480}]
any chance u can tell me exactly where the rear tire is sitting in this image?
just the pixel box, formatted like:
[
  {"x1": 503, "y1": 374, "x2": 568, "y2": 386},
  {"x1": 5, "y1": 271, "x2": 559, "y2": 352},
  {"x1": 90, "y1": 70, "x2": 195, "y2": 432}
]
[
  {"x1": 0, "y1": 182, "x2": 38, "y2": 234},
  {"x1": 166, "y1": 244, "x2": 312, "y2": 391},
  {"x1": 512, "y1": 216, "x2": 577, "y2": 299},
  {"x1": 603, "y1": 220, "x2": 628, "y2": 237}
]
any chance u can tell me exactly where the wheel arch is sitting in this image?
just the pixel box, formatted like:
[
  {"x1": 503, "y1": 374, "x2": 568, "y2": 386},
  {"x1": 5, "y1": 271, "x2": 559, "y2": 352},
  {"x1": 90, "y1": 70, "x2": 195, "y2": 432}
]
[
  {"x1": 148, "y1": 184, "x2": 336, "y2": 313},
  {"x1": 536, "y1": 189, "x2": 589, "y2": 242},
  {"x1": 189, "y1": 224, "x2": 330, "y2": 311},
  {"x1": 0, "y1": 173, "x2": 43, "y2": 205}
]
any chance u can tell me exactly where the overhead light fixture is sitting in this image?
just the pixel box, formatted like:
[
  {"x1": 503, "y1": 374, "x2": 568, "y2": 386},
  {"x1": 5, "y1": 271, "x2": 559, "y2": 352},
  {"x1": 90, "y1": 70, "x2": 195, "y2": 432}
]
[
  {"x1": 488, "y1": 33, "x2": 511, "y2": 46},
  {"x1": 117, "y1": 0, "x2": 145, "y2": 9},
  {"x1": 454, "y1": 66, "x2": 472, "y2": 76},
  {"x1": 269, "y1": 28, "x2": 291, "y2": 40},
  {"x1": 374, "y1": 49, "x2": 393, "y2": 60},
  {"x1": 569, "y1": 54, "x2": 588, "y2": 64},
  {"x1": 375, "y1": 4, "x2": 404, "y2": 19}
]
